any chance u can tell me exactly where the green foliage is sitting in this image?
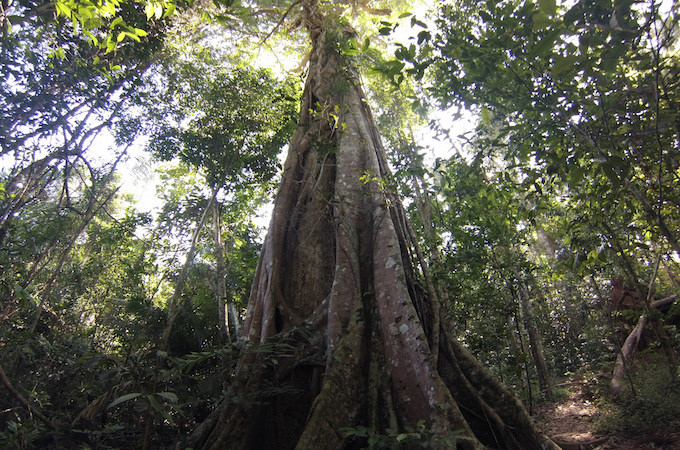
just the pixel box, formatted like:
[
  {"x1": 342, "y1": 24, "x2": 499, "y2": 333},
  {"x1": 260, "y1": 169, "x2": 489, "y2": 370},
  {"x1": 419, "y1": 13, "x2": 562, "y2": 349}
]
[
  {"x1": 106, "y1": 390, "x2": 179, "y2": 426},
  {"x1": 170, "y1": 345, "x2": 235, "y2": 373},
  {"x1": 53, "y1": 0, "x2": 170, "y2": 52},
  {"x1": 550, "y1": 385, "x2": 572, "y2": 402},
  {"x1": 341, "y1": 420, "x2": 472, "y2": 449},
  {"x1": 4, "y1": 0, "x2": 179, "y2": 55},
  {"x1": 368, "y1": 13, "x2": 433, "y2": 84},
  {"x1": 1, "y1": 0, "x2": 166, "y2": 156},
  {"x1": 144, "y1": 55, "x2": 300, "y2": 188},
  {"x1": 149, "y1": 159, "x2": 264, "y2": 350},
  {"x1": 0, "y1": 0, "x2": 169, "y2": 338},
  {"x1": 0, "y1": 416, "x2": 46, "y2": 449},
  {"x1": 387, "y1": 0, "x2": 680, "y2": 400},
  {"x1": 2, "y1": 0, "x2": 679, "y2": 445},
  {"x1": 598, "y1": 361, "x2": 680, "y2": 436},
  {"x1": 425, "y1": 0, "x2": 680, "y2": 271}
]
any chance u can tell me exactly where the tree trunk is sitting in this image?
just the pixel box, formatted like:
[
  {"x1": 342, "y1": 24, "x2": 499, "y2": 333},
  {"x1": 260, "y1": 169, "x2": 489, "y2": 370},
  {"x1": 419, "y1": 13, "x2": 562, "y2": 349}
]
[
  {"x1": 610, "y1": 294, "x2": 679, "y2": 395},
  {"x1": 506, "y1": 313, "x2": 529, "y2": 401},
  {"x1": 229, "y1": 301, "x2": 240, "y2": 337},
  {"x1": 160, "y1": 193, "x2": 215, "y2": 351},
  {"x1": 212, "y1": 192, "x2": 230, "y2": 344},
  {"x1": 518, "y1": 281, "x2": 553, "y2": 399},
  {"x1": 187, "y1": 4, "x2": 557, "y2": 449},
  {"x1": 610, "y1": 315, "x2": 646, "y2": 395},
  {"x1": 512, "y1": 301, "x2": 534, "y2": 410}
]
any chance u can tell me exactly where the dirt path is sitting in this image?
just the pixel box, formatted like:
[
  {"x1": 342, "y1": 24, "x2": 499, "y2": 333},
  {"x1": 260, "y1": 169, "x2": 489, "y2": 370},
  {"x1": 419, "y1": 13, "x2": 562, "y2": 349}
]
[
  {"x1": 534, "y1": 381, "x2": 607, "y2": 449},
  {"x1": 534, "y1": 381, "x2": 680, "y2": 449}
]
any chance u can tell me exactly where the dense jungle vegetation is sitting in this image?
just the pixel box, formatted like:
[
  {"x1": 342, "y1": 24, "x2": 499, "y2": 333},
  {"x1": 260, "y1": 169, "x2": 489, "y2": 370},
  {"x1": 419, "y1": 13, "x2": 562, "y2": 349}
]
[{"x1": 1, "y1": 0, "x2": 679, "y2": 448}]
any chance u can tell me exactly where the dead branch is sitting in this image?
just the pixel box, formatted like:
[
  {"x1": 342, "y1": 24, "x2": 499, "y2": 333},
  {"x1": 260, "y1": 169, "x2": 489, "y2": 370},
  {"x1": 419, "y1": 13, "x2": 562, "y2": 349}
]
[
  {"x1": 610, "y1": 292, "x2": 678, "y2": 395},
  {"x1": 0, "y1": 363, "x2": 56, "y2": 430}
]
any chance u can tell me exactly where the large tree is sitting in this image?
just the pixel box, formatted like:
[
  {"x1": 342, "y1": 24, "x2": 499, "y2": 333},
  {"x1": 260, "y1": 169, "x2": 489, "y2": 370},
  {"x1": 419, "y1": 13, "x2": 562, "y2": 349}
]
[{"x1": 187, "y1": 1, "x2": 556, "y2": 448}]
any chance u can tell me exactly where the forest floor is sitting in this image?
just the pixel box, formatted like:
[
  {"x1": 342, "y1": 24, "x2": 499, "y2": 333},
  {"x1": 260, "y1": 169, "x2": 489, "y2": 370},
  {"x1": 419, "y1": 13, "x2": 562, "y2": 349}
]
[{"x1": 534, "y1": 379, "x2": 680, "y2": 449}]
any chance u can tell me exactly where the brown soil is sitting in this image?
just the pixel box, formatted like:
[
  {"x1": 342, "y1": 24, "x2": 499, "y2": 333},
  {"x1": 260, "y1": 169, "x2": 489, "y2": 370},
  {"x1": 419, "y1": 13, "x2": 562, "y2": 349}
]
[{"x1": 534, "y1": 381, "x2": 680, "y2": 449}]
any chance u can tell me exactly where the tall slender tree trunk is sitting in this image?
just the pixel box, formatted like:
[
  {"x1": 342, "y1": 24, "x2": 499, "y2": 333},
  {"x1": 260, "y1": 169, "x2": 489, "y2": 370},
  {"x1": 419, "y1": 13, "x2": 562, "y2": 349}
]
[
  {"x1": 518, "y1": 280, "x2": 552, "y2": 399},
  {"x1": 188, "y1": 4, "x2": 556, "y2": 449},
  {"x1": 505, "y1": 313, "x2": 524, "y2": 391},
  {"x1": 229, "y1": 301, "x2": 240, "y2": 338},
  {"x1": 512, "y1": 300, "x2": 534, "y2": 410},
  {"x1": 160, "y1": 193, "x2": 215, "y2": 351},
  {"x1": 212, "y1": 193, "x2": 230, "y2": 344}
]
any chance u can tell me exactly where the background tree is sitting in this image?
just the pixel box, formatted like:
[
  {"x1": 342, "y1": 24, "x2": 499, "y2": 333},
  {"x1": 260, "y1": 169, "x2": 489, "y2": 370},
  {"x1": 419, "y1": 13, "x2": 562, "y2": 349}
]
[
  {"x1": 424, "y1": 0, "x2": 680, "y2": 267},
  {"x1": 142, "y1": 51, "x2": 299, "y2": 348},
  {"x1": 418, "y1": 0, "x2": 679, "y2": 391}
]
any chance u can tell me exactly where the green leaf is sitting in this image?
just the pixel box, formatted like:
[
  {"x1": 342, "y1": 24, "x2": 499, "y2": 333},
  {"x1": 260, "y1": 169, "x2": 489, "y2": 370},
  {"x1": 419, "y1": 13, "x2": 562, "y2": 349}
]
[
  {"x1": 163, "y1": 2, "x2": 176, "y2": 18},
  {"x1": 147, "y1": 395, "x2": 175, "y2": 425},
  {"x1": 396, "y1": 433, "x2": 409, "y2": 442},
  {"x1": 84, "y1": 30, "x2": 99, "y2": 46},
  {"x1": 343, "y1": 38, "x2": 359, "y2": 55},
  {"x1": 103, "y1": 1, "x2": 116, "y2": 16},
  {"x1": 54, "y1": 2, "x2": 72, "y2": 17},
  {"x1": 410, "y1": 16, "x2": 427, "y2": 28},
  {"x1": 417, "y1": 30, "x2": 431, "y2": 44},
  {"x1": 480, "y1": 106, "x2": 491, "y2": 127},
  {"x1": 564, "y1": 3, "x2": 582, "y2": 25},
  {"x1": 13, "y1": 284, "x2": 30, "y2": 302},
  {"x1": 552, "y1": 54, "x2": 578, "y2": 77},
  {"x1": 532, "y1": 12, "x2": 553, "y2": 30},
  {"x1": 124, "y1": 31, "x2": 141, "y2": 42},
  {"x1": 154, "y1": 3, "x2": 163, "y2": 19},
  {"x1": 107, "y1": 392, "x2": 142, "y2": 409},
  {"x1": 600, "y1": 44, "x2": 627, "y2": 71},
  {"x1": 110, "y1": 17, "x2": 123, "y2": 28},
  {"x1": 155, "y1": 392, "x2": 178, "y2": 403},
  {"x1": 538, "y1": 0, "x2": 557, "y2": 16}
]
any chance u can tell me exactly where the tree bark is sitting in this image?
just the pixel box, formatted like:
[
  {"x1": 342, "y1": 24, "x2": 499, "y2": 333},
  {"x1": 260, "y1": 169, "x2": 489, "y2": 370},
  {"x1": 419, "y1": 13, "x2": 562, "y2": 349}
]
[
  {"x1": 512, "y1": 300, "x2": 534, "y2": 409},
  {"x1": 187, "y1": 4, "x2": 557, "y2": 449},
  {"x1": 229, "y1": 301, "x2": 240, "y2": 337}
]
